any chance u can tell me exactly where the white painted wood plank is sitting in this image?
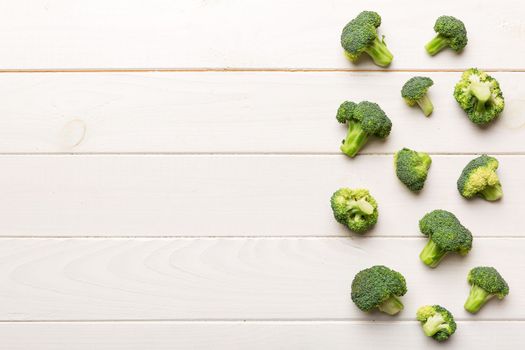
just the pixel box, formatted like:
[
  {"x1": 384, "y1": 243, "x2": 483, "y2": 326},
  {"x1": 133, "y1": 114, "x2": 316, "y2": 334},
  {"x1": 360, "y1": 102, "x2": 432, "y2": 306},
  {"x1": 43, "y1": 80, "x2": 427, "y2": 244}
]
[
  {"x1": 0, "y1": 155, "x2": 520, "y2": 237},
  {"x1": 0, "y1": 1, "x2": 523, "y2": 70},
  {"x1": 0, "y1": 72, "x2": 523, "y2": 154},
  {"x1": 0, "y1": 321, "x2": 520, "y2": 349},
  {"x1": 0, "y1": 238, "x2": 520, "y2": 320}
]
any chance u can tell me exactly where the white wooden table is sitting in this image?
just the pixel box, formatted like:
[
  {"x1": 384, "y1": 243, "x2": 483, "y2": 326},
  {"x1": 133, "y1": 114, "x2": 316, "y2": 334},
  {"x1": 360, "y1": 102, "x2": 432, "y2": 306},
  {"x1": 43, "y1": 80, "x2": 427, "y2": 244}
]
[{"x1": 0, "y1": 1, "x2": 523, "y2": 348}]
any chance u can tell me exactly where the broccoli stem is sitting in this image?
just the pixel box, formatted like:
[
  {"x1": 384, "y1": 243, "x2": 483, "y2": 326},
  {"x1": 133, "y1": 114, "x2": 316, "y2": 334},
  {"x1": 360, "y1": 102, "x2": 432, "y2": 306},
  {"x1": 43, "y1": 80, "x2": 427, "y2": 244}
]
[
  {"x1": 416, "y1": 95, "x2": 434, "y2": 117},
  {"x1": 348, "y1": 198, "x2": 374, "y2": 215},
  {"x1": 378, "y1": 296, "x2": 404, "y2": 315},
  {"x1": 464, "y1": 285, "x2": 493, "y2": 313},
  {"x1": 425, "y1": 34, "x2": 450, "y2": 56},
  {"x1": 479, "y1": 183, "x2": 503, "y2": 201},
  {"x1": 422, "y1": 314, "x2": 448, "y2": 336},
  {"x1": 340, "y1": 122, "x2": 368, "y2": 158},
  {"x1": 364, "y1": 37, "x2": 393, "y2": 67},
  {"x1": 419, "y1": 239, "x2": 446, "y2": 268}
]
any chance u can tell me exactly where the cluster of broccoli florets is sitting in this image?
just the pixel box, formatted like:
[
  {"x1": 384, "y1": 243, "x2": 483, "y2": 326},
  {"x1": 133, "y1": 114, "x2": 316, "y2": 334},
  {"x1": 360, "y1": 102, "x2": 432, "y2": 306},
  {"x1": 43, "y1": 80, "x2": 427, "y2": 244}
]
[
  {"x1": 338, "y1": 12, "x2": 504, "y2": 129},
  {"x1": 335, "y1": 10, "x2": 511, "y2": 343}
]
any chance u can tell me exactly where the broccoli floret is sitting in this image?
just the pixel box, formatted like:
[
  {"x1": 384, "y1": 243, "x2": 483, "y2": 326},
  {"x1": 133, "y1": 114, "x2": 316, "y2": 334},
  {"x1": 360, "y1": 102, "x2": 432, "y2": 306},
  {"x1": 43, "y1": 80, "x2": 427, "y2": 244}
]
[
  {"x1": 418, "y1": 210, "x2": 473, "y2": 267},
  {"x1": 425, "y1": 16, "x2": 467, "y2": 56},
  {"x1": 464, "y1": 266, "x2": 509, "y2": 313},
  {"x1": 416, "y1": 305, "x2": 456, "y2": 342},
  {"x1": 330, "y1": 188, "x2": 378, "y2": 233},
  {"x1": 457, "y1": 155, "x2": 503, "y2": 201},
  {"x1": 351, "y1": 265, "x2": 407, "y2": 315},
  {"x1": 454, "y1": 68, "x2": 505, "y2": 125},
  {"x1": 401, "y1": 77, "x2": 434, "y2": 116},
  {"x1": 336, "y1": 101, "x2": 392, "y2": 157},
  {"x1": 394, "y1": 148, "x2": 432, "y2": 192},
  {"x1": 341, "y1": 11, "x2": 393, "y2": 67}
]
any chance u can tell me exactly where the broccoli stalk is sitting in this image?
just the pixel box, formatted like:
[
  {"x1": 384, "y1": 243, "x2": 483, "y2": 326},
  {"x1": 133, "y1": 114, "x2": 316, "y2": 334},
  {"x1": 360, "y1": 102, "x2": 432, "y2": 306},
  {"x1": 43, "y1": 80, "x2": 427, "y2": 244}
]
[
  {"x1": 464, "y1": 284, "x2": 494, "y2": 313},
  {"x1": 421, "y1": 313, "x2": 451, "y2": 337},
  {"x1": 416, "y1": 95, "x2": 434, "y2": 116},
  {"x1": 340, "y1": 121, "x2": 368, "y2": 157},
  {"x1": 377, "y1": 296, "x2": 404, "y2": 315},
  {"x1": 348, "y1": 198, "x2": 375, "y2": 216},
  {"x1": 419, "y1": 239, "x2": 446, "y2": 268},
  {"x1": 425, "y1": 34, "x2": 450, "y2": 56},
  {"x1": 363, "y1": 36, "x2": 393, "y2": 67},
  {"x1": 479, "y1": 183, "x2": 503, "y2": 201}
]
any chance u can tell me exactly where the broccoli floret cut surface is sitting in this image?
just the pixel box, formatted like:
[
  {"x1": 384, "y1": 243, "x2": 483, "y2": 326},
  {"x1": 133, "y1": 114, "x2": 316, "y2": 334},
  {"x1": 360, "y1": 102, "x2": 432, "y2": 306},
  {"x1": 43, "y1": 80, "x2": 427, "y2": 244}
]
[
  {"x1": 330, "y1": 188, "x2": 378, "y2": 233},
  {"x1": 401, "y1": 77, "x2": 434, "y2": 116},
  {"x1": 464, "y1": 266, "x2": 509, "y2": 313},
  {"x1": 336, "y1": 101, "x2": 392, "y2": 158},
  {"x1": 416, "y1": 305, "x2": 456, "y2": 342},
  {"x1": 457, "y1": 155, "x2": 503, "y2": 201},
  {"x1": 394, "y1": 148, "x2": 432, "y2": 192},
  {"x1": 351, "y1": 265, "x2": 407, "y2": 315},
  {"x1": 454, "y1": 68, "x2": 505, "y2": 125},
  {"x1": 425, "y1": 16, "x2": 467, "y2": 56},
  {"x1": 418, "y1": 210, "x2": 472, "y2": 267},
  {"x1": 341, "y1": 11, "x2": 393, "y2": 67}
]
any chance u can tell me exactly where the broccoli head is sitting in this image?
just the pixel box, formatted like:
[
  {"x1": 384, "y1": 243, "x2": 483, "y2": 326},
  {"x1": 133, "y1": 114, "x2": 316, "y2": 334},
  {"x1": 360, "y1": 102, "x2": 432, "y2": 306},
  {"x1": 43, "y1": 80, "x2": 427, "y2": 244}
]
[
  {"x1": 457, "y1": 155, "x2": 503, "y2": 201},
  {"x1": 454, "y1": 68, "x2": 505, "y2": 125},
  {"x1": 464, "y1": 266, "x2": 509, "y2": 313},
  {"x1": 401, "y1": 77, "x2": 434, "y2": 116},
  {"x1": 341, "y1": 11, "x2": 393, "y2": 67},
  {"x1": 351, "y1": 265, "x2": 407, "y2": 315},
  {"x1": 416, "y1": 305, "x2": 456, "y2": 342},
  {"x1": 330, "y1": 188, "x2": 378, "y2": 233},
  {"x1": 419, "y1": 210, "x2": 473, "y2": 267},
  {"x1": 394, "y1": 148, "x2": 432, "y2": 192},
  {"x1": 336, "y1": 101, "x2": 392, "y2": 158},
  {"x1": 425, "y1": 16, "x2": 467, "y2": 56}
]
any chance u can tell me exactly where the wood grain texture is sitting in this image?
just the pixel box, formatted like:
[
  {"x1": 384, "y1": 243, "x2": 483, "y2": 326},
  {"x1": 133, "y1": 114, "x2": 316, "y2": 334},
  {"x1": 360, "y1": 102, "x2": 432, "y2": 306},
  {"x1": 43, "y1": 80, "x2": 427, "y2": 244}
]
[
  {"x1": 0, "y1": 238, "x2": 520, "y2": 321},
  {"x1": 0, "y1": 321, "x2": 521, "y2": 349},
  {"x1": 0, "y1": 72, "x2": 523, "y2": 153},
  {"x1": 0, "y1": 1, "x2": 523, "y2": 70},
  {"x1": 0, "y1": 155, "x2": 519, "y2": 237}
]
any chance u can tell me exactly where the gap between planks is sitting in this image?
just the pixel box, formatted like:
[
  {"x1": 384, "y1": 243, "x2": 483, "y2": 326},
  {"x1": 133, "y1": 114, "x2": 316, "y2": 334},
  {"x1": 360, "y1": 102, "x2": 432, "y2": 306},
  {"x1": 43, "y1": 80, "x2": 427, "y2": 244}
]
[
  {"x1": 0, "y1": 152, "x2": 525, "y2": 156},
  {"x1": 0, "y1": 236, "x2": 522, "y2": 239},
  {"x1": 0, "y1": 68, "x2": 523, "y2": 74},
  {"x1": 0, "y1": 319, "x2": 524, "y2": 324}
]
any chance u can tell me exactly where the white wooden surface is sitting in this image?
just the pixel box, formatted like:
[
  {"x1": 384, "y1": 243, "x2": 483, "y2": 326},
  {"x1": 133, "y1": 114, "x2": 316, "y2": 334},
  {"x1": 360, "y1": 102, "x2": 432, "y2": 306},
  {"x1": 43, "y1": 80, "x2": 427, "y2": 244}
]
[
  {"x1": 0, "y1": 155, "x2": 521, "y2": 237},
  {"x1": 1, "y1": 0, "x2": 523, "y2": 349},
  {"x1": 0, "y1": 72, "x2": 524, "y2": 154},
  {"x1": 0, "y1": 0, "x2": 524, "y2": 70}
]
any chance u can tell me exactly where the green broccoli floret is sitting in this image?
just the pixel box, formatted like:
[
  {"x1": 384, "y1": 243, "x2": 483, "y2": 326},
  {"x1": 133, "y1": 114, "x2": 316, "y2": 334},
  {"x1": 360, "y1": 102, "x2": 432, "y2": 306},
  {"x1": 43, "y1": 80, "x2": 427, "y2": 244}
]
[
  {"x1": 330, "y1": 188, "x2": 378, "y2": 233},
  {"x1": 336, "y1": 101, "x2": 392, "y2": 157},
  {"x1": 401, "y1": 77, "x2": 434, "y2": 116},
  {"x1": 416, "y1": 305, "x2": 457, "y2": 342},
  {"x1": 351, "y1": 265, "x2": 407, "y2": 315},
  {"x1": 457, "y1": 155, "x2": 503, "y2": 201},
  {"x1": 464, "y1": 266, "x2": 509, "y2": 313},
  {"x1": 425, "y1": 16, "x2": 467, "y2": 56},
  {"x1": 341, "y1": 11, "x2": 393, "y2": 67},
  {"x1": 454, "y1": 68, "x2": 505, "y2": 125},
  {"x1": 394, "y1": 148, "x2": 432, "y2": 192},
  {"x1": 419, "y1": 210, "x2": 473, "y2": 268}
]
